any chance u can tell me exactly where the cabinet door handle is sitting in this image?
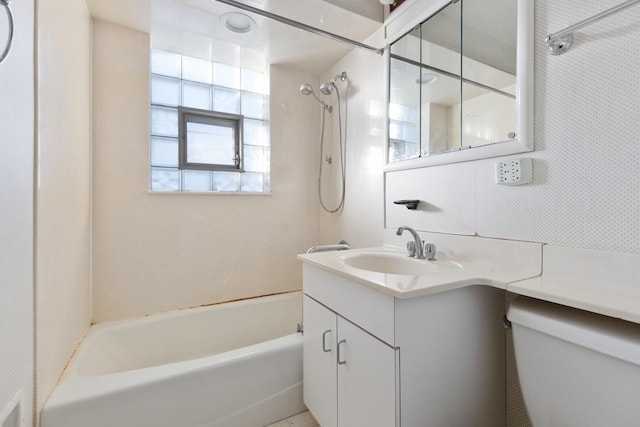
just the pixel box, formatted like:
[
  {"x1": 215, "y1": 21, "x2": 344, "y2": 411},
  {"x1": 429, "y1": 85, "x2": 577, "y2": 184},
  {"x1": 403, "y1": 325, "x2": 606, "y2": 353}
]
[
  {"x1": 337, "y1": 339, "x2": 347, "y2": 365},
  {"x1": 322, "y1": 329, "x2": 332, "y2": 352}
]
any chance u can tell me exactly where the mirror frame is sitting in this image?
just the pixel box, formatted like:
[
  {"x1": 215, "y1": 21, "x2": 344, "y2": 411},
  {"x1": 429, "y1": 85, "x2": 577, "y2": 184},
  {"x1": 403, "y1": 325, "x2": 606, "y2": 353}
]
[{"x1": 383, "y1": 0, "x2": 533, "y2": 171}]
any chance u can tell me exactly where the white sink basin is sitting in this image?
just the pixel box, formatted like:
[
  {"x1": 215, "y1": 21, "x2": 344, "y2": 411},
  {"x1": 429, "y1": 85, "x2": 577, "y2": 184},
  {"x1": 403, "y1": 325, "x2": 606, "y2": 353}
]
[{"x1": 340, "y1": 251, "x2": 461, "y2": 275}]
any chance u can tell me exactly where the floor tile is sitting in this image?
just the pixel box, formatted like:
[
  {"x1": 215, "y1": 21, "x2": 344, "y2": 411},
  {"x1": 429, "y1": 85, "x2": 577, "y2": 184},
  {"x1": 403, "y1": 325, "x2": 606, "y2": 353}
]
[
  {"x1": 265, "y1": 411, "x2": 319, "y2": 427},
  {"x1": 287, "y1": 411, "x2": 320, "y2": 427}
]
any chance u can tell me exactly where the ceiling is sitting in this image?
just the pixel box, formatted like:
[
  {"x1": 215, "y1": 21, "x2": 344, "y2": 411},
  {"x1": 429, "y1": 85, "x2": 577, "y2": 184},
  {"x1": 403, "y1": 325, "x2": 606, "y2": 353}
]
[{"x1": 84, "y1": 0, "x2": 385, "y2": 73}]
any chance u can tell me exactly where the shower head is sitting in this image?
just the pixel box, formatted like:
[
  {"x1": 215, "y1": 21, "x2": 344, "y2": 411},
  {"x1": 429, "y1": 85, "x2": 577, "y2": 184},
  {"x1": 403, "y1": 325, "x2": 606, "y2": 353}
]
[
  {"x1": 299, "y1": 83, "x2": 332, "y2": 112},
  {"x1": 319, "y1": 71, "x2": 347, "y2": 95},
  {"x1": 299, "y1": 83, "x2": 314, "y2": 95},
  {"x1": 319, "y1": 81, "x2": 335, "y2": 95}
]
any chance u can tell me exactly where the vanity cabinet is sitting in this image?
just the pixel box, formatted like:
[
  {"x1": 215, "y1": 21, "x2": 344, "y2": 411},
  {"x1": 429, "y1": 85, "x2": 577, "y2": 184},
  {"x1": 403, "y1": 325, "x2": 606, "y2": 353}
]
[
  {"x1": 303, "y1": 295, "x2": 398, "y2": 427},
  {"x1": 302, "y1": 263, "x2": 506, "y2": 427}
]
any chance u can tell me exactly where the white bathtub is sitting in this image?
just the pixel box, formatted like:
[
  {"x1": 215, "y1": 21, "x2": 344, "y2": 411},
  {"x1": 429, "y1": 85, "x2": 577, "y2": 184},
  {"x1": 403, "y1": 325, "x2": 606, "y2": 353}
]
[{"x1": 41, "y1": 292, "x2": 305, "y2": 427}]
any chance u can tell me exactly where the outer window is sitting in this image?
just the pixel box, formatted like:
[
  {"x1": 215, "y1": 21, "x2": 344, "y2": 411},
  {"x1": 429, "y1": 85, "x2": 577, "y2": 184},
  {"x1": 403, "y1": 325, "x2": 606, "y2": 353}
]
[
  {"x1": 150, "y1": 49, "x2": 270, "y2": 193},
  {"x1": 179, "y1": 107, "x2": 243, "y2": 172}
]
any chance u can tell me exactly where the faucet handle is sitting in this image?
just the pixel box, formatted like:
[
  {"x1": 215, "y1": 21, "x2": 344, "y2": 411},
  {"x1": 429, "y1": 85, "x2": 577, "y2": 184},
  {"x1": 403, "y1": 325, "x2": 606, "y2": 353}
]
[
  {"x1": 406, "y1": 241, "x2": 416, "y2": 257},
  {"x1": 424, "y1": 243, "x2": 436, "y2": 260}
]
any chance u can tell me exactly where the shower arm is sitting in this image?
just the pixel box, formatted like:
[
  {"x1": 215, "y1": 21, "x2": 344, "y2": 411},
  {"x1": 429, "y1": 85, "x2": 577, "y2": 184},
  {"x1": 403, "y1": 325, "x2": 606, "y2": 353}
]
[{"x1": 334, "y1": 71, "x2": 347, "y2": 82}]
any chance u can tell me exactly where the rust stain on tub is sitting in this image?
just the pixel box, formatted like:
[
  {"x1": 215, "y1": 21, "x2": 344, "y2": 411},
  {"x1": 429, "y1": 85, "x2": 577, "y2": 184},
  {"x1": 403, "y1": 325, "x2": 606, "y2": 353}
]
[{"x1": 191, "y1": 289, "x2": 302, "y2": 310}]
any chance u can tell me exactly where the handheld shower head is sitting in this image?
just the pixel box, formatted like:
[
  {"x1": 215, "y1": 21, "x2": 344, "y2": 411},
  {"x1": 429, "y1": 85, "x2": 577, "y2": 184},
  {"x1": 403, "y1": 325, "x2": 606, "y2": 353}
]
[{"x1": 299, "y1": 82, "x2": 332, "y2": 112}]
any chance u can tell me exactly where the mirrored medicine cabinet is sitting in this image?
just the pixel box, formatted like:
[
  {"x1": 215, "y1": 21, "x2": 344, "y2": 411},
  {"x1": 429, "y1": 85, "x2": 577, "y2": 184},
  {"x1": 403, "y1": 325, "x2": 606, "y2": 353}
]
[{"x1": 385, "y1": 0, "x2": 533, "y2": 170}]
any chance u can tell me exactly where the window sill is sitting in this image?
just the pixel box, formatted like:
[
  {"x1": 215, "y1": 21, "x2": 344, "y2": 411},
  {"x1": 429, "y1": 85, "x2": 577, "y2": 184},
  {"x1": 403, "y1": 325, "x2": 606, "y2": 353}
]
[{"x1": 148, "y1": 191, "x2": 272, "y2": 196}]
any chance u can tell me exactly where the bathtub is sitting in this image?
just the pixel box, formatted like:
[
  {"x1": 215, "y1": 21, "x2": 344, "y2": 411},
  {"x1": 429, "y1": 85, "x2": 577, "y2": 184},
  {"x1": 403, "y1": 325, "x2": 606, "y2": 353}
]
[{"x1": 41, "y1": 292, "x2": 305, "y2": 427}]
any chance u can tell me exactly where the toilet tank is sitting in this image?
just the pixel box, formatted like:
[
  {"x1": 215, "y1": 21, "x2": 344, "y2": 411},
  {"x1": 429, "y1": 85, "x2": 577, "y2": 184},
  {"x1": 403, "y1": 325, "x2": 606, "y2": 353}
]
[{"x1": 508, "y1": 296, "x2": 640, "y2": 427}]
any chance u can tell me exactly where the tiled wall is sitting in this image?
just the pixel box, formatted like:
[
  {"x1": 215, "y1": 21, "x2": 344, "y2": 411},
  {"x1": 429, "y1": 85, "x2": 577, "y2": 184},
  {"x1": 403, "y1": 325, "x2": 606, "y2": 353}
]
[
  {"x1": 386, "y1": 0, "x2": 640, "y2": 254},
  {"x1": 0, "y1": 0, "x2": 34, "y2": 425}
]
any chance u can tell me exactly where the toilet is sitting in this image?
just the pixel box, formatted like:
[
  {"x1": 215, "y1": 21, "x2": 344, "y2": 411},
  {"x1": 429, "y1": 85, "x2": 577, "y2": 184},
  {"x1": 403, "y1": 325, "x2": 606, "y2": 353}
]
[{"x1": 507, "y1": 296, "x2": 640, "y2": 426}]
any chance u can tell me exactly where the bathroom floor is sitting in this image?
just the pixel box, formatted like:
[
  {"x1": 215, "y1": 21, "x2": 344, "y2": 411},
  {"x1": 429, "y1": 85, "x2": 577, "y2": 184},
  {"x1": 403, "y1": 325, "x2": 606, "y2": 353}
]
[{"x1": 266, "y1": 411, "x2": 320, "y2": 427}]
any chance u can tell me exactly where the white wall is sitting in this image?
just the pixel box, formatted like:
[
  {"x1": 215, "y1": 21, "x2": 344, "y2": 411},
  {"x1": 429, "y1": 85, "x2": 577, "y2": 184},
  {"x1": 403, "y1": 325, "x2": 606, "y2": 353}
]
[
  {"x1": 319, "y1": 29, "x2": 386, "y2": 248},
  {"x1": 91, "y1": 20, "x2": 321, "y2": 322},
  {"x1": 36, "y1": 0, "x2": 92, "y2": 414},
  {"x1": 0, "y1": 0, "x2": 34, "y2": 424},
  {"x1": 386, "y1": 0, "x2": 640, "y2": 255}
]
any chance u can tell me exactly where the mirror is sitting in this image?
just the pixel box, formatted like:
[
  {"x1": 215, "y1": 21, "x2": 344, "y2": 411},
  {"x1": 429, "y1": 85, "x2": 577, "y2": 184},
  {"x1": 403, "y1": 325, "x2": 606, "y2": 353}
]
[{"x1": 386, "y1": 0, "x2": 533, "y2": 168}]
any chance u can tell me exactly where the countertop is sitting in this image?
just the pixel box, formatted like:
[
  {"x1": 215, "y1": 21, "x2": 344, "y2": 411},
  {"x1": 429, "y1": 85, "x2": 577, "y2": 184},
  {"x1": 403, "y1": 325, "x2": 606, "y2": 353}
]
[
  {"x1": 299, "y1": 233, "x2": 640, "y2": 324},
  {"x1": 298, "y1": 241, "x2": 542, "y2": 299},
  {"x1": 509, "y1": 245, "x2": 640, "y2": 324}
]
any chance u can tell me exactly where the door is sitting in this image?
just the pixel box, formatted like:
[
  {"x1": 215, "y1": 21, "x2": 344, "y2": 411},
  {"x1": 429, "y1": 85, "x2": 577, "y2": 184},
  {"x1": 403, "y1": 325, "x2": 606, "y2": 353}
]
[
  {"x1": 303, "y1": 295, "x2": 338, "y2": 427},
  {"x1": 337, "y1": 317, "x2": 398, "y2": 427}
]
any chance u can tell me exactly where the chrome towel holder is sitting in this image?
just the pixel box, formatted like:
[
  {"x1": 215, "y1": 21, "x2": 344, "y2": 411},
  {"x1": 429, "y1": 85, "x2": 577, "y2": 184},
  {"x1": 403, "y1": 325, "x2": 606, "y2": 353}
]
[
  {"x1": 0, "y1": 0, "x2": 14, "y2": 65},
  {"x1": 546, "y1": 0, "x2": 640, "y2": 55}
]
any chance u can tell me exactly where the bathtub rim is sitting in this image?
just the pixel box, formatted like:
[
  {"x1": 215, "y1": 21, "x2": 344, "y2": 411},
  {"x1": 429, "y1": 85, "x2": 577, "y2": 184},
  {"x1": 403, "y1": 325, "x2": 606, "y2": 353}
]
[{"x1": 45, "y1": 291, "x2": 303, "y2": 407}]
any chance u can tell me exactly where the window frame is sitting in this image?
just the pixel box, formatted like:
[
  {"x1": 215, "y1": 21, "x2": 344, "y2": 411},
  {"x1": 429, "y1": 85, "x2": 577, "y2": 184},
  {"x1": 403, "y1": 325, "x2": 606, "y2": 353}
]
[{"x1": 178, "y1": 106, "x2": 244, "y2": 172}]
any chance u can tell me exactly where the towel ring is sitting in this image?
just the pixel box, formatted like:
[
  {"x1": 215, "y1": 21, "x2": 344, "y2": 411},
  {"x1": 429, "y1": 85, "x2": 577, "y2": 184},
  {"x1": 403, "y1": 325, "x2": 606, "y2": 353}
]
[{"x1": 0, "y1": 0, "x2": 14, "y2": 65}]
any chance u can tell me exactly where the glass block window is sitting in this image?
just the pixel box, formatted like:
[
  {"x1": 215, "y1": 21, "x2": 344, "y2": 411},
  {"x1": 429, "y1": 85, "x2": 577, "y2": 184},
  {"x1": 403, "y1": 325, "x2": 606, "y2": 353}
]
[
  {"x1": 150, "y1": 49, "x2": 270, "y2": 193},
  {"x1": 388, "y1": 102, "x2": 419, "y2": 161}
]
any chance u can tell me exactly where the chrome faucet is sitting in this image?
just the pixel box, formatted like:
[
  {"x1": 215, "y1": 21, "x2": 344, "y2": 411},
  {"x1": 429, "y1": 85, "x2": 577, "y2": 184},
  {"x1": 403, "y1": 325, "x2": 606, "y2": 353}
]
[
  {"x1": 396, "y1": 226, "x2": 425, "y2": 259},
  {"x1": 396, "y1": 226, "x2": 437, "y2": 260}
]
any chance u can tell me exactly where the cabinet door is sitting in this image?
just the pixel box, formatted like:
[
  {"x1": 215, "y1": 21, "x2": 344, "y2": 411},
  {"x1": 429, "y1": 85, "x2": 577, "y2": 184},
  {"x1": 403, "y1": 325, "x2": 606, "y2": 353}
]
[
  {"x1": 303, "y1": 295, "x2": 338, "y2": 427},
  {"x1": 337, "y1": 317, "x2": 398, "y2": 427}
]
